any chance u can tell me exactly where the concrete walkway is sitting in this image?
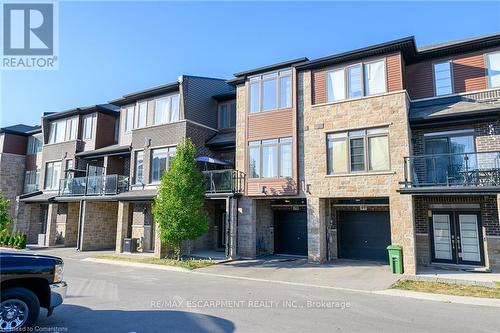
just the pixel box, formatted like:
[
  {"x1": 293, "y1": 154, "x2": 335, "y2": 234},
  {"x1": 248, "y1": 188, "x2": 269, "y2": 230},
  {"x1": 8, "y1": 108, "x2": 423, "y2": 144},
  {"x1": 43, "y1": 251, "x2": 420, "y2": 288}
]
[
  {"x1": 411, "y1": 266, "x2": 500, "y2": 288},
  {"x1": 196, "y1": 256, "x2": 400, "y2": 291}
]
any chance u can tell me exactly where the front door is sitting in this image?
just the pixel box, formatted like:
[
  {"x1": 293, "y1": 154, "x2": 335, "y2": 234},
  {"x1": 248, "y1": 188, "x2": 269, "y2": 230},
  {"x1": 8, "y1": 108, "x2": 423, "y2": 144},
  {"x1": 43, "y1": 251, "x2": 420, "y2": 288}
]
[{"x1": 430, "y1": 211, "x2": 484, "y2": 266}]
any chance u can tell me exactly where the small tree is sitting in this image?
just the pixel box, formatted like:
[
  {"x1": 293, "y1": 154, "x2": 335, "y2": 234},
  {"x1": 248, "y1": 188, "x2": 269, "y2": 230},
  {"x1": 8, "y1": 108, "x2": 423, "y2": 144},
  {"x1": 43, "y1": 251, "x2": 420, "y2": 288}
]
[
  {"x1": 152, "y1": 138, "x2": 208, "y2": 260},
  {"x1": 0, "y1": 191, "x2": 13, "y2": 235}
]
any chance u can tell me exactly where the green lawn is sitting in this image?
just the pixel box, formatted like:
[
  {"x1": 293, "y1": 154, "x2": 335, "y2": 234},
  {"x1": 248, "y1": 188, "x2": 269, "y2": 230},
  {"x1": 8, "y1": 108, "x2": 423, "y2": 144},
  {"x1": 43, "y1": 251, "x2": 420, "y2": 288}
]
[
  {"x1": 94, "y1": 255, "x2": 215, "y2": 270},
  {"x1": 391, "y1": 280, "x2": 500, "y2": 299}
]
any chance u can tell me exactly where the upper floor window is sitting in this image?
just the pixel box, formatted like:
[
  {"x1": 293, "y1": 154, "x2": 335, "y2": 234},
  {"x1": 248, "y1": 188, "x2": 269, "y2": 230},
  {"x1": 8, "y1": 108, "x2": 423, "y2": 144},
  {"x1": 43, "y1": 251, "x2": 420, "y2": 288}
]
[
  {"x1": 248, "y1": 137, "x2": 292, "y2": 179},
  {"x1": 433, "y1": 60, "x2": 453, "y2": 96},
  {"x1": 65, "y1": 117, "x2": 78, "y2": 141},
  {"x1": 44, "y1": 161, "x2": 61, "y2": 190},
  {"x1": 486, "y1": 51, "x2": 500, "y2": 88},
  {"x1": 218, "y1": 102, "x2": 236, "y2": 129},
  {"x1": 154, "y1": 94, "x2": 180, "y2": 125},
  {"x1": 24, "y1": 169, "x2": 39, "y2": 193},
  {"x1": 48, "y1": 119, "x2": 66, "y2": 144},
  {"x1": 150, "y1": 146, "x2": 176, "y2": 183},
  {"x1": 136, "y1": 102, "x2": 147, "y2": 128},
  {"x1": 125, "y1": 106, "x2": 134, "y2": 132},
  {"x1": 326, "y1": 59, "x2": 386, "y2": 103},
  {"x1": 82, "y1": 115, "x2": 93, "y2": 139},
  {"x1": 249, "y1": 70, "x2": 292, "y2": 113},
  {"x1": 133, "y1": 150, "x2": 144, "y2": 185},
  {"x1": 327, "y1": 127, "x2": 389, "y2": 174},
  {"x1": 27, "y1": 136, "x2": 42, "y2": 154}
]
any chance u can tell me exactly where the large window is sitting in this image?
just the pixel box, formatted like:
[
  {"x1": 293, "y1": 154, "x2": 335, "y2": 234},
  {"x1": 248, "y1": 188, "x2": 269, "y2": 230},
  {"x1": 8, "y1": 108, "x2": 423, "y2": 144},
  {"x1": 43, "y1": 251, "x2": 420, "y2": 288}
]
[
  {"x1": 249, "y1": 70, "x2": 292, "y2": 113},
  {"x1": 134, "y1": 150, "x2": 144, "y2": 184},
  {"x1": 248, "y1": 137, "x2": 292, "y2": 179},
  {"x1": 327, "y1": 127, "x2": 389, "y2": 174},
  {"x1": 326, "y1": 59, "x2": 386, "y2": 103},
  {"x1": 24, "y1": 170, "x2": 39, "y2": 193},
  {"x1": 65, "y1": 117, "x2": 78, "y2": 141},
  {"x1": 44, "y1": 161, "x2": 62, "y2": 190},
  {"x1": 486, "y1": 51, "x2": 500, "y2": 88},
  {"x1": 218, "y1": 102, "x2": 236, "y2": 129},
  {"x1": 136, "y1": 102, "x2": 147, "y2": 128},
  {"x1": 433, "y1": 60, "x2": 453, "y2": 96},
  {"x1": 27, "y1": 135, "x2": 42, "y2": 154},
  {"x1": 154, "y1": 94, "x2": 180, "y2": 125},
  {"x1": 48, "y1": 119, "x2": 66, "y2": 144},
  {"x1": 150, "y1": 147, "x2": 176, "y2": 183},
  {"x1": 82, "y1": 115, "x2": 93, "y2": 139}
]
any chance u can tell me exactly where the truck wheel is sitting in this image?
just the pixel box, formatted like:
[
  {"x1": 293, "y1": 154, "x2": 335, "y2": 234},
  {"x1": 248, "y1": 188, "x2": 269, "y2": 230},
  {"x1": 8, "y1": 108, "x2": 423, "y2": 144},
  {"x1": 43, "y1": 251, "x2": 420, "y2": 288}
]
[{"x1": 0, "y1": 288, "x2": 40, "y2": 332}]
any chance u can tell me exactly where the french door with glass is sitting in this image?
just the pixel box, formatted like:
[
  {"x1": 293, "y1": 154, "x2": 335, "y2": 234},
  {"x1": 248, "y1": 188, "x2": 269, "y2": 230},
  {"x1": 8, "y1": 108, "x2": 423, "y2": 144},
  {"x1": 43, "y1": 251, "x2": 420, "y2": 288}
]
[{"x1": 430, "y1": 211, "x2": 484, "y2": 266}]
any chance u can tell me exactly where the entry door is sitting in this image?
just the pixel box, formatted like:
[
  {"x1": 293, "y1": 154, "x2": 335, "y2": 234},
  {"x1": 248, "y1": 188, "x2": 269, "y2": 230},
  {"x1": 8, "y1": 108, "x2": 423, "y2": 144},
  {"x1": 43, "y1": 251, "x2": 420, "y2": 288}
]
[{"x1": 430, "y1": 211, "x2": 483, "y2": 265}]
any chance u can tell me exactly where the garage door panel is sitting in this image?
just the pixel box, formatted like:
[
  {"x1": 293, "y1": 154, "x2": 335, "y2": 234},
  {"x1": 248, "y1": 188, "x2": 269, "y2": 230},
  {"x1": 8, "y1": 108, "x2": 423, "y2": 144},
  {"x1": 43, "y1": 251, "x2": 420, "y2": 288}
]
[
  {"x1": 274, "y1": 211, "x2": 307, "y2": 256},
  {"x1": 338, "y1": 211, "x2": 391, "y2": 262}
]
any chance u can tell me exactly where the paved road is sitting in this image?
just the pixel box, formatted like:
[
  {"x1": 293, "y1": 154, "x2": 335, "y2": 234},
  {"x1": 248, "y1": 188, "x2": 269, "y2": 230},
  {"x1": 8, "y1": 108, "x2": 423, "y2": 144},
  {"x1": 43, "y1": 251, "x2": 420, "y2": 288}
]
[{"x1": 32, "y1": 250, "x2": 499, "y2": 333}]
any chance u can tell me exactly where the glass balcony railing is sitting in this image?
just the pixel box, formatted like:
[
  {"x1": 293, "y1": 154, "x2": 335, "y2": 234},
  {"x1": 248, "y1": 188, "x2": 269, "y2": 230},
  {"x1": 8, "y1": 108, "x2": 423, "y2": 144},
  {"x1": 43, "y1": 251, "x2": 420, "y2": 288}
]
[
  {"x1": 58, "y1": 174, "x2": 129, "y2": 196},
  {"x1": 402, "y1": 151, "x2": 500, "y2": 188},
  {"x1": 203, "y1": 169, "x2": 245, "y2": 194},
  {"x1": 23, "y1": 184, "x2": 39, "y2": 194}
]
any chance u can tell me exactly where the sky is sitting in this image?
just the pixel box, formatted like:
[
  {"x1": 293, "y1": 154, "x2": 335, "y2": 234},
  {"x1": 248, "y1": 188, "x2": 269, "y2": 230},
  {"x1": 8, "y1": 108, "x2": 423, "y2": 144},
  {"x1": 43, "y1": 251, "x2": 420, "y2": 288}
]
[{"x1": 1, "y1": 1, "x2": 500, "y2": 127}]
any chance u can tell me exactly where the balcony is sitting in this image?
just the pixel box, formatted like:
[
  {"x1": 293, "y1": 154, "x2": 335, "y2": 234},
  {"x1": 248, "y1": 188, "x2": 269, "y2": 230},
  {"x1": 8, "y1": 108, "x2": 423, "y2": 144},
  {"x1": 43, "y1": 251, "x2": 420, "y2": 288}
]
[
  {"x1": 401, "y1": 151, "x2": 500, "y2": 193},
  {"x1": 203, "y1": 169, "x2": 245, "y2": 194},
  {"x1": 58, "y1": 174, "x2": 129, "y2": 197},
  {"x1": 23, "y1": 184, "x2": 39, "y2": 194}
]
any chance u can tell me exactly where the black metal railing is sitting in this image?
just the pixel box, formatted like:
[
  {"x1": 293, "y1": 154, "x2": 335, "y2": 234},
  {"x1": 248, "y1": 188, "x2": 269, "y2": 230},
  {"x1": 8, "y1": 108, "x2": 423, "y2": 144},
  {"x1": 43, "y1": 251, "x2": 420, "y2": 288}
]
[
  {"x1": 403, "y1": 151, "x2": 500, "y2": 188},
  {"x1": 59, "y1": 174, "x2": 129, "y2": 196},
  {"x1": 203, "y1": 169, "x2": 245, "y2": 194}
]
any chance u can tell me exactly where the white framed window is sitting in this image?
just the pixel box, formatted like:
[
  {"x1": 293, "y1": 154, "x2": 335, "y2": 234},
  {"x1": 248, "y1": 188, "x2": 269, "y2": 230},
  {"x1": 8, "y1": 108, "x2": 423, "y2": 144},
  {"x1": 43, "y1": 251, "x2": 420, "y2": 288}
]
[
  {"x1": 154, "y1": 94, "x2": 180, "y2": 125},
  {"x1": 249, "y1": 70, "x2": 292, "y2": 113},
  {"x1": 44, "y1": 161, "x2": 62, "y2": 190},
  {"x1": 248, "y1": 137, "x2": 292, "y2": 179},
  {"x1": 486, "y1": 51, "x2": 500, "y2": 88},
  {"x1": 82, "y1": 115, "x2": 93, "y2": 139},
  {"x1": 433, "y1": 60, "x2": 453, "y2": 96},
  {"x1": 48, "y1": 119, "x2": 66, "y2": 144},
  {"x1": 125, "y1": 106, "x2": 134, "y2": 132},
  {"x1": 133, "y1": 150, "x2": 144, "y2": 184},
  {"x1": 327, "y1": 127, "x2": 389, "y2": 174},
  {"x1": 24, "y1": 170, "x2": 39, "y2": 193},
  {"x1": 326, "y1": 59, "x2": 387, "y2": 103},
  {"x1": 218, "y1": 102, "x2": 236, "y2": 129},
  {"x1": 65, "y1": 117, "x2": 78, "y2": 141},
  {"x1": 27, "y1": 135, "x2": 42, "y2": 154},
  {"x1": 136, "y1": 102, "x2": 147, "y2": 128},
  {"x1": 150, "y1": 147, "x2": 176, "y2": 183}
]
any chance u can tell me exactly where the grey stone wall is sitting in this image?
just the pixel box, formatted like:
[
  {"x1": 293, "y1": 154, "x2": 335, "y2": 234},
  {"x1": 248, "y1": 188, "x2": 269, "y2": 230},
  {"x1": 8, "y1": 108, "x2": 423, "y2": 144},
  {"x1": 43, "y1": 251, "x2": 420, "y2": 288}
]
[
  {"x1": 81, "y1": 201, "x2": 118, "y2": 251},
  {"x1": 0, "y1": 153, "x2": 26, "y2": 222}
]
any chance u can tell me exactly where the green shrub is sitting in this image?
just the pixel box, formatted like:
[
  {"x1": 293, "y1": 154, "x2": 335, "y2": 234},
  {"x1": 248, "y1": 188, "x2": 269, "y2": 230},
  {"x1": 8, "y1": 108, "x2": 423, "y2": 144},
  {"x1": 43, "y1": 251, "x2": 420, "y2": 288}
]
[{"x1": 19, "y1": 235, "x2": 26, "y2": 249}]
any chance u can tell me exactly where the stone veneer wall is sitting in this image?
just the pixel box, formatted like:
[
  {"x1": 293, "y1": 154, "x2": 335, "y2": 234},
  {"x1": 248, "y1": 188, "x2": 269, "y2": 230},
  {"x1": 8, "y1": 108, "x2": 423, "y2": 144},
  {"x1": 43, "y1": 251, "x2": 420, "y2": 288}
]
[
  {"x1": 256, "y1": 200, "x2": 274, "y2": 255},
  {"x1": 298, "y1": 70, "x2": 417, "y2": 272},
  {"x1": 0, "y1": 153, "x2": 26, "y2": 222},
  {"x1": 81, "y1": 201, "x2": 118, "y2": 251},
  {"x1": 130, "y1": 202, "x2": 154, "y2": 251}
]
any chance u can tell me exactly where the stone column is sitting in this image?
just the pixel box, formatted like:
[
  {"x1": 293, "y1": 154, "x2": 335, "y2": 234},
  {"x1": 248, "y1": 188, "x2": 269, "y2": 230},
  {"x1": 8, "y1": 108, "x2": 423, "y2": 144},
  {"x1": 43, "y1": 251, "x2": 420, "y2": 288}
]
[
  {"x1": 389, "y1": 195, "x2": 417, "y2": 274},
  {"x1": 307, "y1": 197, "x2": 327, "y2": 263},
  {"x1": 227, "y1": 197, "x2": 238, "y2": 259},
  {"x1": 237, "y1": 197, "x2": 256, "y2": 258},
  {"x1": 115, "y1": 201, "x2": 130, "y2": 254},
  {"x1": 154, "y1": 220, "x2": 169, "y2": 258},
  {"x1": 45, "y1": 202, "x2": 58, "y2": 247}
]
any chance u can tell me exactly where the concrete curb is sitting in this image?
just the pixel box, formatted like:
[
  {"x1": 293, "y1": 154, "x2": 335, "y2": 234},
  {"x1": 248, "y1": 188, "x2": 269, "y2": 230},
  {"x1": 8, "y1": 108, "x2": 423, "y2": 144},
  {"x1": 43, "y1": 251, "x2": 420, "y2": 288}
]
[
  {"x1": 82, "y1": 258, "x2": 190, "y2": 272},
  {"x1": 401, "y1": 274, "x2": 497, "y2": 288},
  {"x1": 375, "y1": 289, "x2": 500, "y2": 308}
]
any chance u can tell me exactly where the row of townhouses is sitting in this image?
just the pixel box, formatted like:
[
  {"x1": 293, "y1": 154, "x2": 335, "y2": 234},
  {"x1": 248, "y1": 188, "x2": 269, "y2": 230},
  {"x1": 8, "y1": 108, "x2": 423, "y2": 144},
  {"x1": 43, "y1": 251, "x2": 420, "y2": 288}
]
[{"x1": 1, "y1": 34, "x2": 500, "y2": 274}]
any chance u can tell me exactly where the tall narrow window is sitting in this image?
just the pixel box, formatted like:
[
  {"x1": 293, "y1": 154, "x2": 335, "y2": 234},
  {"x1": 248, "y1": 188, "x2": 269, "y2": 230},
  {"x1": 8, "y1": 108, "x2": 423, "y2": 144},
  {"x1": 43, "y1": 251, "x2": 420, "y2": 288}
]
[
  {"x1": 248, "y1": 141, "x2": 260, "y2": 178},
  {"x1": 486, "y1": 51, "x2": 500, "y2": 88},
  {"x1": 66, "y1": 117, "x2": 78, "y2": 141},
  {"x1": 327, "y1": 69, "x2": 346, "y2": 102},
  {"x1": 154, "y1": 99, "x2": 169, "y2": 124},
  {"x1": 137, "y1": 102, "x2": 147, "y2": 128},
  {"x1": 434, "y1": 61, "x2": 453, "y2": 96},
  {"x1": 279, "y1": 138, "x2": 292, "y2": 177},
  {"x1": 249, "y1": 80, "x2": 260, "y2": 113},
  {"x1": 170, "y1": 95, "x2": 180, "y2": 122},
  {"x1": 364, "y1": 60, "x2": 386, "y2": 96},
  {"x1": 53, "y1": 120, "x2": 66, "y2": 143},
  {"x1": 125, "y1": 107, "x2": 134, "y2": 132},
  {"x1": 134, "y1": 151, "x2": 144, "y2": 184},
  {"x1": 48, "y1": 122, "x2": 57, "y2": 144},
  {"x1": 279, "y1": 75, "x2": 292, "y2": 108},
  {"x1": 349, "y1": 134, "x2": 365, "y2": 172},
  {"x1": 347, "y1": 64, "x2": 363, "y2": 98},
  {"x1": 262, "y1": 74, "x2": 277, "y2": 111},
  {"x1": 83, "y1": 115, "x2": 93, "y2": 139},
  {"x1": 262, "y1": 139, "x2": 278, "y2": 178},
  {"x1": 367, "y1": 128, "x2": 389, "y2": 171},
  {"x1": 27, "y1": 136, "x2": 42, "y2": 154},
  {"x1": 327, "y1": 133, "x2": 348, "y2": 174},
  {"x1": 218, "y1": 104, "x2": 229, "y2": 129},
  {"x1": 45, "y1": 161, "x2": 62, "y2": 190}
]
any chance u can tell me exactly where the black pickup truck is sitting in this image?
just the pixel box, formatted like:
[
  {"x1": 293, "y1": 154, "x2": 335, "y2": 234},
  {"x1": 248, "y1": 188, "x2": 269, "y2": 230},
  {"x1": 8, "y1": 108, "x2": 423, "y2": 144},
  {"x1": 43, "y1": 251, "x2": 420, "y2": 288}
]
[{"x1": 0, "y1": 251, "x2": 67, "y2": 331}]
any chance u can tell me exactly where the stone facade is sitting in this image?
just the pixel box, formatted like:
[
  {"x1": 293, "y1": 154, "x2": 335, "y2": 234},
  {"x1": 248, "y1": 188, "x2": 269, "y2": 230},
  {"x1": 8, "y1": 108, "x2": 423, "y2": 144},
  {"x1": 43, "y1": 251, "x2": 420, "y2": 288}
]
[
  {"x1": 256, "y1": 200, "x2": 274, "y2": 255},
  {"x1": 0, "y1": 153, "x2": 26, "y2": 221},
  {"x1": 80, "y1": 201, "x2": 118, "y2": 251}
]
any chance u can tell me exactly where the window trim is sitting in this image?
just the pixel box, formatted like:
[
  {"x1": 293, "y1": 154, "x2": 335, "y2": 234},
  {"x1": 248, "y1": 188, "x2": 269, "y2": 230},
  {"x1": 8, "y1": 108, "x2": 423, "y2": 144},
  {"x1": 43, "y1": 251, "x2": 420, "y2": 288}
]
[
  {"x1": 82, "y1": 114, "x2": 93, "y2": 140},
  {"x1": 44, "y1": 160, "x2": 62, "y2": 190},
  {"x1": 485, "y1": 50, "x2": 500, "y2": 89},
  {"x1": 326, "y1": 127, "x2": 390, "y2": 175},
  {"x1": 153, "y1": 93, "x2": 181, "y2": 125},
  {"x1": 149, "y1": 145, "x2": 177, "y2": 184},
  {"x1": 133, "y1": 150, "x2": 145, "y2": 185},
  {"x1": 423, "y1": 128, "x2": 476, "y2": 156},
  {"x1": 248, "y1": 69, "x2": 292, "y2": 114},
  {"x1": 135, "y1": 101, "x2": 148, "y2": 129},
  {"x1": 248, "y1": 137, "x2": 293, "y2": 179},
  {"x1": 432, "y1": 59, "x2": 454, "y2": 97},
  {"x1": 125, "y1": 106, "x2": 135, "y2": 133},
  {"x1": 218, "y1": 101, "x2": 236, "y2": 129}
]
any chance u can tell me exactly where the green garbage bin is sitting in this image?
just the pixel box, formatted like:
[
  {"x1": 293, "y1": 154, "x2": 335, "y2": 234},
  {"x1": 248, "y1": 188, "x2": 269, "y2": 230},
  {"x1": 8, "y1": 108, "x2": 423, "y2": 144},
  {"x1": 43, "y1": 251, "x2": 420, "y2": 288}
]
[{"x1": 387, "y1": 245, "x2": 404, "y2": 274}]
